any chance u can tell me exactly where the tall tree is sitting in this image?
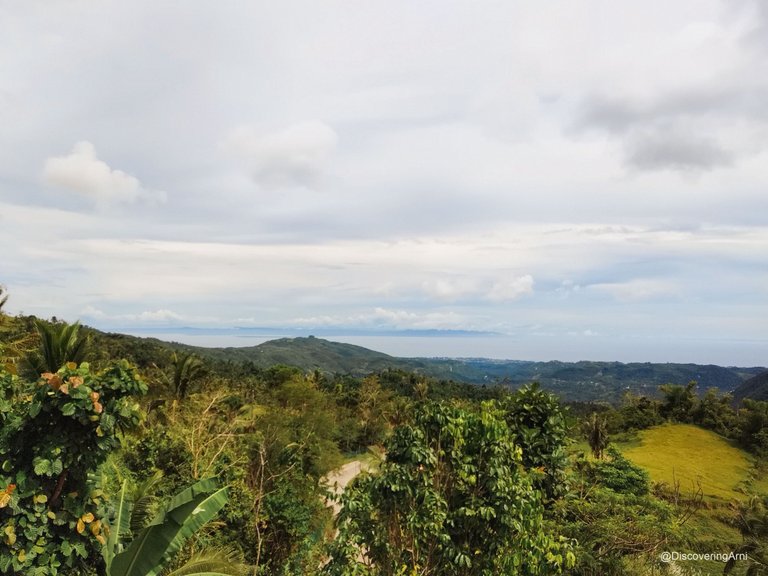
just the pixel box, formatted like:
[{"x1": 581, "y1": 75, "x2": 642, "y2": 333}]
[
  {"x1": 501, "y1": 383, "x2": 570, "y2": 499},
  {"x1": 583, "y1": 412, "x2": 609, "y2": 460}
]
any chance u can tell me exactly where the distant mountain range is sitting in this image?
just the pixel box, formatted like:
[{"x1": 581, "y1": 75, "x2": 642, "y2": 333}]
[{"x1": 92, "y1": 331, "x2": 766, "y2": 403}]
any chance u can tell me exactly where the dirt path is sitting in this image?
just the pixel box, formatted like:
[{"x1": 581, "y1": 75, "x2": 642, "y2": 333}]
[{"x1": 323, "y1": 460, "x2": 369, "y2": 515}]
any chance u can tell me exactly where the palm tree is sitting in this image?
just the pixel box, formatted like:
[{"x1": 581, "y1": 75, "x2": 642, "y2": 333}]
[
  {"x1": 583, "y1": 412, "x2": 609, "y2": 460},
  {"x1": 0, "y1": 285, "x2": 7, "y2": 312},
  {"x1": 25, "y1": 319, "x2": 89, "y2": 375},
  {"x1": 168, "y1": 351, "x2": 205, "y2": 399}
]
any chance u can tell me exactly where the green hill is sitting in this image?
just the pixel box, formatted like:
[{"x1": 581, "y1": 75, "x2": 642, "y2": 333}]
[
  {"x1": 200, "y1": 336, "x2": 412, "y2": 375},
  {"x1": 732, "y1": 370, "x2": 768, "y2": 403},
  {"x1": 33, "y1": 323, "x2": 766, "y2": 403},
  {"x1": 162, "y1": 336, "x2": 761, "y2": 402}
]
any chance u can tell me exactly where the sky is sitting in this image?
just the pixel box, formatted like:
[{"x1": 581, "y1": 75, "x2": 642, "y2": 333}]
[{"x1": 1, "y1": 0, "x2": 767, "y2": 365}]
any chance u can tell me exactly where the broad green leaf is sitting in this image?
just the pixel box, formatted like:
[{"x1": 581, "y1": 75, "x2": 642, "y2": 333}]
[
  {"x1": 103, "y1": 480, "x2": 132, "y2": 572},
  {"x1": 110, "y1": 478, "x2": 227, "y2": 576}
]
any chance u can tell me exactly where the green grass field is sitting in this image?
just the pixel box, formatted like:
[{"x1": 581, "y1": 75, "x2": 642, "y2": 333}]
[
  {"x1": 614, "y1": 424, "x2": 767, "y2": 575},
  {"x1": 617, "y1": 423, "x2": 767, "y2": 502}
]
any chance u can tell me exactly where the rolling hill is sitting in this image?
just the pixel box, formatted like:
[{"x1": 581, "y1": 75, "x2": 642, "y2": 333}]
[
  {"x1": 85, "y1": 328, "x2": 764, "y2": 403},
  {"x1": 732, "y1": 370, "x2": 768, "y2": 403}
]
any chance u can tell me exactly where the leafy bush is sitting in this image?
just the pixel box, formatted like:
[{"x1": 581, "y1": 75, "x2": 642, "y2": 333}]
[
  {"x1": 590, "y1": 446, "x2": 649, "y2": 497},
  {"x1": 0, "y1": 361, "x2": 145, "y2": 575}
]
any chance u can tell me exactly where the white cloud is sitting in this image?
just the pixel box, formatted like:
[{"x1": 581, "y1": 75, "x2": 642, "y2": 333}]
[
  {"x1": 224, "y1": 121, "x2": 337, "y2": 189},
  {"x1": 43, "y1": 141, "x2": 166, "y2": 206},
  {"x1": 421, "y1": 275, "x2": 535, "y2": 303},
  {"x1": 288, "y1": 307, "x2": 468, "y2": 331},
  {"x1": 421, "y1": 278, "x2": 479, "y2": 301},
  {"x1": 81, "y1": 305, "x2": 184, "y2": 323},
  {"x1": 487, "y1": 275, "x2": 535, "y2": 302},
  {"x1": 588, "y1": 279, "x2": 681, "y2": 302}
]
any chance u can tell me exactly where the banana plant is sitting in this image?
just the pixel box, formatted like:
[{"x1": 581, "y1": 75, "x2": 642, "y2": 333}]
[{"x1": 103, "y1": 476, "x2": 244, "y2": 576}]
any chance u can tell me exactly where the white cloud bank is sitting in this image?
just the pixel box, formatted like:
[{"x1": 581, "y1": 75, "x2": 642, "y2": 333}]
[
  {"x1": 81, "y1": 305, "x2": 184, "y2": 323},
  {"x1": 43, "y1": 141, "x2": 166, "y2": 206},
  {"x1": 588, "y1": 279, "x2": 682, "y2": 302},
  {"x1": 224, "y1": 121, "x2": 338, "y2": 189}
]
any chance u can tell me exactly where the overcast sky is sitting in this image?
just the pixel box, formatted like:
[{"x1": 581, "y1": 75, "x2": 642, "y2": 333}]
[{"x1": 2, "y1": 0, "x2": 767, "y2": 364}]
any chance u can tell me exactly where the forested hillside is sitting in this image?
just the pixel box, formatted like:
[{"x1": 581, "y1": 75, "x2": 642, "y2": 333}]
[
  {"x1": 1, "y1": 299, "x2": 767, "y2": 575},
  {"x1": 733, "y1": 371, "x2": 768, "y2": 403},
  {"x1": 55, "y1": 325, "x2": 767, "y2": 403}
]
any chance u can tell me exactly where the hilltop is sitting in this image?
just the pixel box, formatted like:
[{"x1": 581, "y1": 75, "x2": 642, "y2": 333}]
[{"x1": 84, "y1": 328, "x2": 765, "y2": 403}]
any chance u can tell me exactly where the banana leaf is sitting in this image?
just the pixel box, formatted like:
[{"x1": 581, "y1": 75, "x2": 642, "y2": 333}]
[
  {"x1": 110, "y1": 478, "x2": 228, "y2": 576},
  {"x1": 104, "y1": 480, "x2": 133, "y2": 573}
]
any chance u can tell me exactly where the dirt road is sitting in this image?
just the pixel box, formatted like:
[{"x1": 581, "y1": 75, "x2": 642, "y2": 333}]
[{"x1": 324, "y1": 460, "x2": 368, "y2": 515}]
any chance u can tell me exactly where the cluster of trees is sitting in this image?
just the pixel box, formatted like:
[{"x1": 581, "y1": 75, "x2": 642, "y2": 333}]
[
  {"x1": 1, "y1": 289, "x2": 766, "y2": 575},
  {"x1": 591, "y1": 382, "x2": 768, "y2": 457}
]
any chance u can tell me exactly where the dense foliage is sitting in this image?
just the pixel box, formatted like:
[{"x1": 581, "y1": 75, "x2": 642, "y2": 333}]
[
  {"x1": 1, "y1": 301, "x2": 767, "y2": 576},
  {"x1": 325, "y1": 401, "x2": 574, "y2": 575},
  {"x1": 0, "y1": 361, "x2": 145, "y2": 575}
]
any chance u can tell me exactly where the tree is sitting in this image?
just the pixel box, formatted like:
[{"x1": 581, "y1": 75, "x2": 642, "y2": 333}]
[
  {"x1": 25, "y1": 319, "x2": 89, "y2": 376},
  {"x1": 618, "y1": 393, "x2": 662, "y2": 431},
  {"x1": 583, "y1": 413, "x2": 609, "y2": 460},
  {"x1": 737, "y1": 399, "x2": 768, "y2": 456},
  {"x1": 691, "y1": 388, "x2": 735, "y2": 436},
  {"x1": 659, "y1": 381, "x2": 697, "y2": 422},
  {"x1": 356, "y1": 375, "x2": 393, "y2": 446},
  {"x1": 167, "y1": 352, "x2": 205, "y2": 400},
  {"x1": 324, "y1": 401, "x2": 574, "y2": 576},
  {"x1": 501, "y1": 383, "x2": 570, "y2": 499}
]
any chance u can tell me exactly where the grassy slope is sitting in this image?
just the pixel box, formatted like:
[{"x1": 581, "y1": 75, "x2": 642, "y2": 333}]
[
  {"x1": 620, "y1": 423, "x2": 762, "y2": 501},
  {"x1": 617, "y1": 424, "x2": 767, "y2": 575}
]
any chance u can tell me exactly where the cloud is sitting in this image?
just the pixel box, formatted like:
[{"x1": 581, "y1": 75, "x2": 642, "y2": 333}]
[
  {"x1": 81, "y1": 305, "x2": 184, "y2": 323},
  {"x1": 421, "y1": 278, "x2": 479, "y2": 301},
  {"x1": 43, "y1": 141, "x2": 166, "y2": 206},
  {"x1": 487, "y1": 275, "x2": 535, "y2": 302},
  {"x1": 224, "y1": 121, "x2": 337, "y2": 189},
  {"x1": 573, "y1": 92, "x2": 748, "y2": 172},
  {"x1": 420, "y1": 275, "x2": 534, "y2": 303},
  {"x1": 288, "y1": 307, "x2": 468, "y2": 331},
  {"x1": 569, "y1": 4, "x2": 768, "y2": 175},
  {"x1": 624, "y1": 127, "x2": 732, "y2": 171},
  {"x1": 587, "y1": 279, "x2": 681, "y2": 302}
]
